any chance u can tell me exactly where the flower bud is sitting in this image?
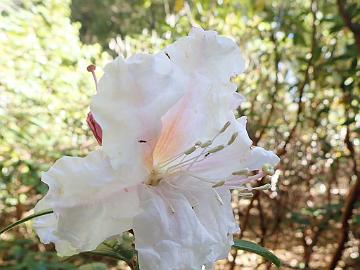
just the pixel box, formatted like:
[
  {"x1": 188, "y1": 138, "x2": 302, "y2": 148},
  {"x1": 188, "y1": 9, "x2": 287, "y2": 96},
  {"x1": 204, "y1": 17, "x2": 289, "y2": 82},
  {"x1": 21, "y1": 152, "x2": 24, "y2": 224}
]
[{"x1": 86, "y1": 112, "x2": 102, "y2": 145}]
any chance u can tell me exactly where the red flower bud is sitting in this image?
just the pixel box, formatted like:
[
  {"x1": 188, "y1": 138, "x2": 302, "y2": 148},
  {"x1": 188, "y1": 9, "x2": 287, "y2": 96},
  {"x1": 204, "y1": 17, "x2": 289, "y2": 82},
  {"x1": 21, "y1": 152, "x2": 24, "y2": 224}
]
[{"x1": 86, "y1": 112, "x2": 102, "y2": 145}]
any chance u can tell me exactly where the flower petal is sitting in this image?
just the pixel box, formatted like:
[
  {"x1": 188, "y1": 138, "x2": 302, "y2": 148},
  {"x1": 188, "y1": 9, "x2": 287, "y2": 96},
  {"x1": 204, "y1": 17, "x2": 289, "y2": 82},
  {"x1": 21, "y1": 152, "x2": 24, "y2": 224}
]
[
  {"x1": 90, "y1": 54, "x2": 184, "y2": 172},
  {"x1": 133, "y1": 185, "x2": 218, "y2": 270},
  {"x1": 153, "y1": 80, "x2": 239, "y2": 164},
  {"x1": 152, "y1": 28, "x2": 245, "y2": 163},
  {"x1": 33, "y1": 150, "x2": 140, "y2": 256},
  {"x1": 192, "y1": 187, "x2": 239, "y2": 262},
  {"x1": 163, "y1": 27, "x2": 245, "y2": 83}
]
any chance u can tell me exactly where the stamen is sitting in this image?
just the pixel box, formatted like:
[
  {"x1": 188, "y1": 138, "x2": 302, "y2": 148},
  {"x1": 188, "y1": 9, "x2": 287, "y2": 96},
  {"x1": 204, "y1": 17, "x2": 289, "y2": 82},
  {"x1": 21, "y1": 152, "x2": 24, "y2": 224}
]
[
  {"x1": 158, "y1": 152, "x2": 185, "y2": 168},
  {"x1": 207, "y1": 145, "x2": 225, "y2": 154},
  {"x1": 195, "y1": 141, "x2": 202, "y2": 146},
  {"x1": 185, "y1": 172, "x2": 215, "y2": 184},
  {"x1": 219, "y1": 121, "x2": 231, "y2": 133},
  {"x1": 200, "y1": 140, "x2": 212, "y2": 148},
  {"x1": 262, "y1": 164, "x2": 275, "y2": 175},
  {"x1": 87, "y1": 64, "x2": 98, "y2": 92},
  {"x1": 166, "y1": 153, "x2": 206, "y2": 172},
  {"x1": 227, "y1": 132, "x2": 238, "y2": 145},
  {"x1": 238, "y1": 192, "x2": 254, "y2": 198},
  {"x1": 185, "y1": 123, "x2": 229, "y2": 170},
  {"x1": 232, "y1": 183, "x2": 271, "y2": 191},
  {"x1": 175, "y1": 120, "x2": 231, "y2": 171},
  {"x1": 159, "y1": 142, "x2": 201, "y2": 169},
  {"x1": 224, "y1": 171, "x2": 265, "y2": 187},
  {"x1": 212, "y1": 180, "x2": 225, "y2": 188},
  {"x1": 232, "y1": 169, "x2": 250, "y2": 176},
  {"x1": 253, "y1": 183, "x2": 271, "y2": 190},
  {"x1": 184, "y1": 145, "x2": 197, "y2": 155}
]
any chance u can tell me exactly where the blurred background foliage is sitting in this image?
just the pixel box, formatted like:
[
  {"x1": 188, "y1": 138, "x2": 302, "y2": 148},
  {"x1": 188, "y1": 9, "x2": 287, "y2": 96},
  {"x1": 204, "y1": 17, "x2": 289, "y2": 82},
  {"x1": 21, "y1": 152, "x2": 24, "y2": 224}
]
[{"x1": 0, "y1": 0, "x2": 359, "y2": 269}]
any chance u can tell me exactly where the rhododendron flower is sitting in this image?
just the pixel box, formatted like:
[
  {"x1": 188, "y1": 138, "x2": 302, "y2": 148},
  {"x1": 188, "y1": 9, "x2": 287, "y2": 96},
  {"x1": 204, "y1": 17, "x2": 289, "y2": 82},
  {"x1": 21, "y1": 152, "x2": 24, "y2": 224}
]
[{"x1": 33, "y1": 28, "x2": 279, "y2": 270}]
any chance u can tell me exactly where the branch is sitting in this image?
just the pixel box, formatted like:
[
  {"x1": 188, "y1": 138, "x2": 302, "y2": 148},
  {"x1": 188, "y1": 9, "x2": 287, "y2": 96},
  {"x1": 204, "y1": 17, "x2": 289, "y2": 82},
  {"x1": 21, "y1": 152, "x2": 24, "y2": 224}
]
[
  {"x1": 327, "y1": 126, "x2": 360, "y2": 270},
  {"x1": 337, "y1": 0, "x2": 360, "y2": 52},
  {"x1": 277, "y1": 0, "x2": 317, "y2": 156},
  {"x1": 253, "y1": 31, "x2": 280, "y2": 146}
]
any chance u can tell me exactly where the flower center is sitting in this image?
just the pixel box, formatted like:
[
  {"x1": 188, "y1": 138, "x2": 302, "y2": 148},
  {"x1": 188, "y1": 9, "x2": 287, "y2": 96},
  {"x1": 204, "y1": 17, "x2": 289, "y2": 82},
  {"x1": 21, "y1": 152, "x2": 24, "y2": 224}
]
[
  {"x1": 145, "y1": 167, "x2": 165, "y2": 186},
  {"x1": 143, "y1": 120, "x2": 275, "y2": 212}
]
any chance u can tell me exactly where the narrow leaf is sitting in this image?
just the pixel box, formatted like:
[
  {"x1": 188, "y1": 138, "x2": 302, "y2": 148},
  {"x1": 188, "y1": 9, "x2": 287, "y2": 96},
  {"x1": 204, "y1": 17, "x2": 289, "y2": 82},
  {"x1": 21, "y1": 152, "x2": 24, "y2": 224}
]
[
  {"x1": 0, "y1": 209, "x2": 53, "y2": 235},
  {"x1": 233, "y1": 239, "x2": 281, "y2": 268}
]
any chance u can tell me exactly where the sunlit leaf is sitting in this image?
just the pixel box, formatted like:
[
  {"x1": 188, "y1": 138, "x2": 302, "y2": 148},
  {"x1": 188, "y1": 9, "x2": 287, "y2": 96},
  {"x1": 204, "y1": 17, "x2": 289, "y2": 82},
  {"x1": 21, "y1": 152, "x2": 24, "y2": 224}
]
[{"x1": 233, "y1": 240, "x2": 281, "y2": 268}]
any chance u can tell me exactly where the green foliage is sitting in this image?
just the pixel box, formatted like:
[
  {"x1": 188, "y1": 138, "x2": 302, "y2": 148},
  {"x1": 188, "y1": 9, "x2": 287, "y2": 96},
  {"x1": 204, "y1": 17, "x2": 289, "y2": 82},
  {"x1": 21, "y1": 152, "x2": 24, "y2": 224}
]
[
  {"x1": 89, "y1": 234, "x2": 137, "y2": 265},
  {"x1": 0, "y1": 209, "x2": 53, "y2": 235},
  {"x1": 0, "y1": 239, "x2": 76, "y2": 270},
  {"x1": 0, "y1": 0, "x2": 108, "y2": 268},
  {"x1": 1, "y1": 0, "x2": 359, "y2": 269},
  {"x1": 71, "y1": 0, "x2": 172, "y2": 54},
  {"x1": 0, "y1": 0, "x2": 106, "y2": 223}
]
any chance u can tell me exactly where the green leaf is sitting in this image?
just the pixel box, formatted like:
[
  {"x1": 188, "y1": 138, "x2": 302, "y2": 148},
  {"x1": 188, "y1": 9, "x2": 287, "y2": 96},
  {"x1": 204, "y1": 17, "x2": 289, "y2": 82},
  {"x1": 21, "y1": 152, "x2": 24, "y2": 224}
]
[
  {"x1": 233, "y1": 240, "x2": 281, "y2": 268},
  {"x1": 0, "y1": 209, "x2": 53, "y2": 235}
]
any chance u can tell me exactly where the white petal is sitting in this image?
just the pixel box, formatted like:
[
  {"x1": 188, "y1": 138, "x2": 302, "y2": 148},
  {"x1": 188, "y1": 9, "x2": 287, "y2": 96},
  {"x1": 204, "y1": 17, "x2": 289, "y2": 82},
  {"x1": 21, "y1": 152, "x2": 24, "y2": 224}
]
[
  {"x1": 152, "y1": 28, "x2": 245, "y2": 163},
  {"x1": 91, "y1": 54, "x2": 184, "y2": 172},
  {"x1": 153, "y1": 80, "x2": 239, "y2": 164},
  {"x1": 133, "y1": 185, "x2": 218, "y2": 270},
  {"x1": 190, "y1": 186, "x2": 239, "y2": 262},
  {"x1": 33, "y1": 150, "x2": 140, "y2": 256},
  {"x1": 163, "y1": 27, "x2": 245, "y2": 83}
]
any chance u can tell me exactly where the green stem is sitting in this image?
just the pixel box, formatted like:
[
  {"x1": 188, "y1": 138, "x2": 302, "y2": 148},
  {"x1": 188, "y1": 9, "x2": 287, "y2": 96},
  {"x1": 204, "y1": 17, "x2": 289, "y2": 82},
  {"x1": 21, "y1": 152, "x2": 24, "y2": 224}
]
[{"x1": 0, "y1": 209, "x2": 53, "y2": 235}]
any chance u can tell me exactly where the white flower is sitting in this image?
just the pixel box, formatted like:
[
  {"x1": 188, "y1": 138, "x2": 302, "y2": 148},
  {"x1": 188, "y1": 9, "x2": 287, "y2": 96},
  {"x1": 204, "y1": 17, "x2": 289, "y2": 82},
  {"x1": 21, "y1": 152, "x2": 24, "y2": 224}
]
[{"x1": 33, "y1": 28, "x2": 279, "y2": 270}]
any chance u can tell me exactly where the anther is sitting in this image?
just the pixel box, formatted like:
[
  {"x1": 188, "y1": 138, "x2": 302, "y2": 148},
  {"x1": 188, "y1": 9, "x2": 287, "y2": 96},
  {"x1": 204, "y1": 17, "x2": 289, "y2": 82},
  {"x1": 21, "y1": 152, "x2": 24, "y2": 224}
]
[
  {"x1": 207, "y1": 145, "x2": 225, "y2": 154},
  {"x1": 227, "y1": 132, "x2": 238, "y2": 145},
  {"x1": 184, "y1": 145, "x2": 197, "y2": 155},
  {"x1": 262, "y1": 164, "x2": 275, "y2": 175},
  {"x1": 195, "y1": 141, "x2": 202, "y2": 146},
  {"x1": 212, "y1": 180, "x2": 225, "y2": 188},
  {"x1": 220, "y1": 121, "x2": 231, "y2": 133},
  {"x1": 238, "y1": 192, "x2": 254, "y2": 198},
  {"x1": 200, "y1": 140, "x2": 212, "y2": 148},
  {"x1": 232, "y1": 169, "x2": 250, "y2": 176},
  {"x1": 253, "y1": 183, "x2": 271, "y2": 190}
]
